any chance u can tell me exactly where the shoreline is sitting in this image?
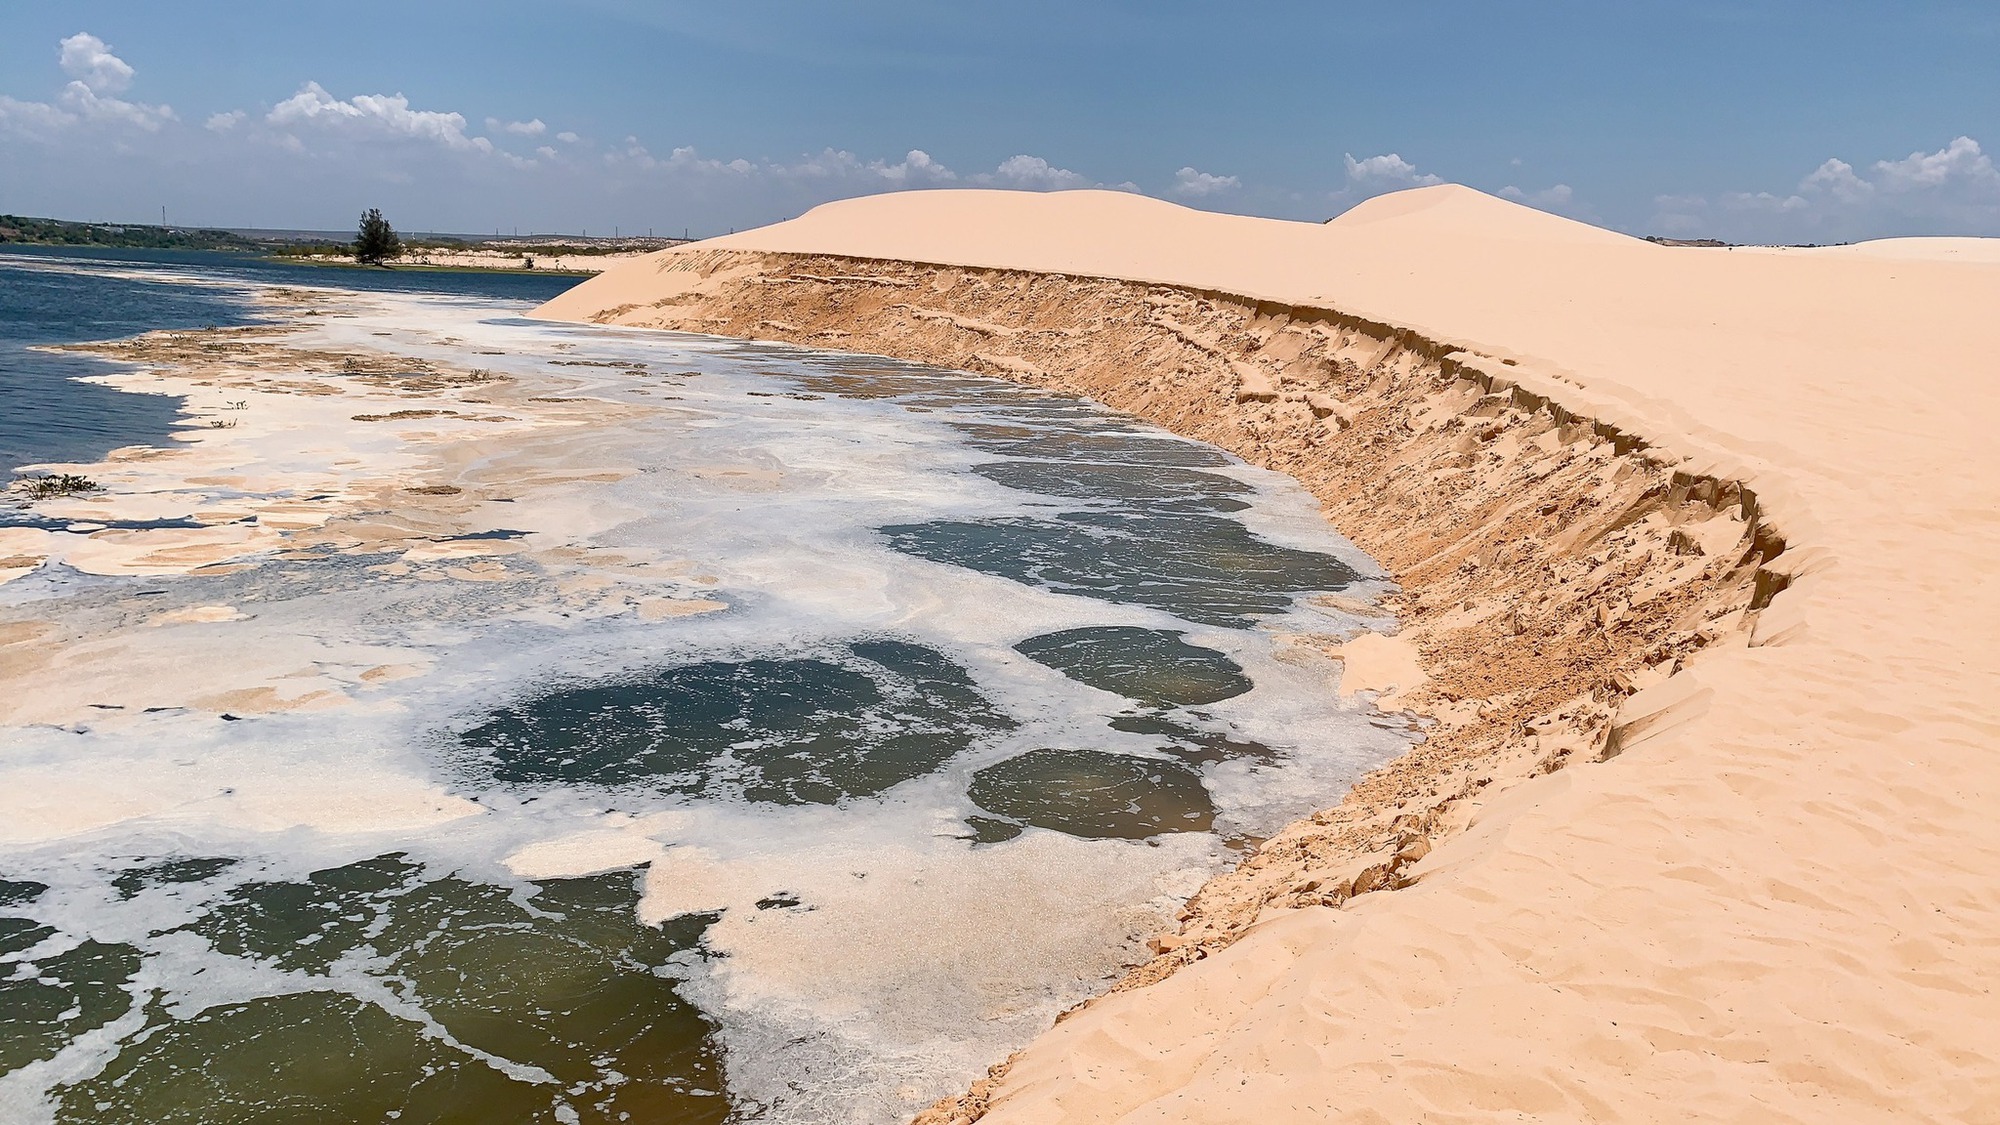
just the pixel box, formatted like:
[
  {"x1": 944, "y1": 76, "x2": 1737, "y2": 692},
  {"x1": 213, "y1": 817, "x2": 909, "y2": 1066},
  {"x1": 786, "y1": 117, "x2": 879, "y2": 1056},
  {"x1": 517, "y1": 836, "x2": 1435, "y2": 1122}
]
[
  {"x1": 0, "y1": 273, "x2": 1401, "y2": 1119},
  {"x1": 533, "y1": 185, "x2": 2000, "y2": 1121},
  {"x1": 281, "y1": 248, "x2": 654, "y2": 275},
  {"x1": 278, "y1": 256, "x2": 603, "y2": 277},
  {"x1": 537, "y1": 246, "x2": 1780, "y2": 1121},
  {"x1": 0, "y1": 286, "x2": 649, "y2": 595},
  {"x1": 0, "y1": 243, "x2": 607, "y2": 277}
]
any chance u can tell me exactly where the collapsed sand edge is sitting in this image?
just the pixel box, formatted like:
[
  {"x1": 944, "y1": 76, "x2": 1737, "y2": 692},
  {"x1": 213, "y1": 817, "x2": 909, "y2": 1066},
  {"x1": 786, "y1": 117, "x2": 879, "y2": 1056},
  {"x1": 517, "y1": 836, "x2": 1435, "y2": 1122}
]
[{"x1": 534, "y1": 248, "x2": 1789, "y2": 1123}]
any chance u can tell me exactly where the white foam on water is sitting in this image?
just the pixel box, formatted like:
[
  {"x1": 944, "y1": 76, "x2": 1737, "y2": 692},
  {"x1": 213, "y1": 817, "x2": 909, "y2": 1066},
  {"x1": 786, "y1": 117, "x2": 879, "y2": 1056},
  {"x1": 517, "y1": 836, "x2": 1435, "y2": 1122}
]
[{"x1": 0, "y1": 282, "x2": 1410, "y2": 1122}]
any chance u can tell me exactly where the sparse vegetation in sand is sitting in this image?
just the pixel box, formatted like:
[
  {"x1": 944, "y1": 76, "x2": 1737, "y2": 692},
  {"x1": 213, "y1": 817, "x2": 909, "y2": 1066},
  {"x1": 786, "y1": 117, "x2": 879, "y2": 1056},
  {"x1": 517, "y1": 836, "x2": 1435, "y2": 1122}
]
[
  {"x1": 14, "y1": 473, "x2": 104, "y2": 500},
  {"x1": 352, "y1": 409, "x2": 456, "y2": 422}
]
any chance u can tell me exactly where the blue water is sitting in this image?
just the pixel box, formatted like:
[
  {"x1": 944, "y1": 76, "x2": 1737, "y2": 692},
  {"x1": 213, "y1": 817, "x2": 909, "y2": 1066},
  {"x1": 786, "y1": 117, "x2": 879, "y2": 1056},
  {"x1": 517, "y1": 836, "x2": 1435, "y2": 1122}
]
[{"x1": 0, "y1": 246, "x2": 583, "y2": 477}]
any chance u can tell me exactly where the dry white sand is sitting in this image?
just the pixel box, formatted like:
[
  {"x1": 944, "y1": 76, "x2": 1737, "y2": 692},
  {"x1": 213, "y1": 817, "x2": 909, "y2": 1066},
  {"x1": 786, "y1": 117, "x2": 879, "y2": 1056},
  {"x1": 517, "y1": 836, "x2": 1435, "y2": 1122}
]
[{"x1": 543, "y1": 186, "x2": 2000, "y2": 1121}]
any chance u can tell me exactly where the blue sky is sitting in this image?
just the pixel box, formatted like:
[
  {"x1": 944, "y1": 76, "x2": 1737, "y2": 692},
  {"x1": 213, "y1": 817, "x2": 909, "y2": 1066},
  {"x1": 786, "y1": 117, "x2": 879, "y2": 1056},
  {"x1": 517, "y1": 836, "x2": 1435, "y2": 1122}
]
[{"x1": 3, "y1": 1, "x2": 1997, "y2": 241}]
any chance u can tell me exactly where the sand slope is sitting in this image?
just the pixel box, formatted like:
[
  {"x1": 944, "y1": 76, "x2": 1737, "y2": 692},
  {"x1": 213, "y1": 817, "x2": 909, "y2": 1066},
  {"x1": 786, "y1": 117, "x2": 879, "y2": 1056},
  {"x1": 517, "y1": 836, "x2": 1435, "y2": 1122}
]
[{"x1": 541, "y1": 187, "x2": 2000, "y2": 1121}]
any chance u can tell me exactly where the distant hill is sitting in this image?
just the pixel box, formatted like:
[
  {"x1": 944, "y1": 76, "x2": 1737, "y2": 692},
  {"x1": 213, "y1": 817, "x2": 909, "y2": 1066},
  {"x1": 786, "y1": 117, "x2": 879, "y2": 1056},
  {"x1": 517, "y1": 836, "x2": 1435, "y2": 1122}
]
[{"x1": 0, "y1": 214, "x2": 264, "y2": 251}]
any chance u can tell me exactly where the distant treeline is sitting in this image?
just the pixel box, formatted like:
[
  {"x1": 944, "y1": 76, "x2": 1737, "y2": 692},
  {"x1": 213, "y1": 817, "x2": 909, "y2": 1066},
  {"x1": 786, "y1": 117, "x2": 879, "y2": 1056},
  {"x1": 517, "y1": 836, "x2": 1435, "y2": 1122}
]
[
  {"x1": 2, "y1": 214, "x2": 688, "y2": 258},
  {"x1": 457, "y1": 241, "x2": 683, "y2": 256},
  {"x1": 0, "y1": 214, "x2": 263, "y2": 251},
  {"x1": 271, "y1": 242, "x2": 676, "y2": 261},
  {"x1": 268, "y1": 241, "x2": 353, "y2": 258}
]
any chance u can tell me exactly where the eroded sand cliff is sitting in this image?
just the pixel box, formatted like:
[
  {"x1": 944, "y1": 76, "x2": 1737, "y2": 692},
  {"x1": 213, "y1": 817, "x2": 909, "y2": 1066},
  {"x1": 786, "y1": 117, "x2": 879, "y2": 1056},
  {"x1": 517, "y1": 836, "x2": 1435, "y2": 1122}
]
[{"x1": 537, "y1": 187, "x2": 2000, "y2": 1122}]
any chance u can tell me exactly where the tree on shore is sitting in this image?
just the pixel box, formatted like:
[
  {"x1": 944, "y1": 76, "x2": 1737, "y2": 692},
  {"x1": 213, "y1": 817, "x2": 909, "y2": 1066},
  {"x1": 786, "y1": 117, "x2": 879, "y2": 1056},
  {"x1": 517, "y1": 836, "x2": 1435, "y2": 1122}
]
[{"x1": 354, "y1": 208, "x2": 402, "y2": 265}]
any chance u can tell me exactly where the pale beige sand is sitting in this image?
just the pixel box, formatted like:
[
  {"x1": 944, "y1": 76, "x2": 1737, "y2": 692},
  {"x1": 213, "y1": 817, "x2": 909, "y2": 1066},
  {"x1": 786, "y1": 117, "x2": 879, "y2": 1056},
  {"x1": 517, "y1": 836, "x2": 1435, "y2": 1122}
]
[{"x1": 541, "y1": 186, "x2": 2000, "y2": 1121}]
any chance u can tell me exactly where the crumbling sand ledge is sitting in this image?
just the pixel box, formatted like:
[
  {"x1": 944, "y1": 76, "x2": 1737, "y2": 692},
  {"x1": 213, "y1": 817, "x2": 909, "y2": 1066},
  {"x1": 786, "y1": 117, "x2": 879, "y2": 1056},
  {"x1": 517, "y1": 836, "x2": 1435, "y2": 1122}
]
[
  {"x1": 540, "y1": 186, "x2": 2000, "y2": 1122},
  {"x1": 543, "y1": 246, "x2": 1788, "y2": 1120}
]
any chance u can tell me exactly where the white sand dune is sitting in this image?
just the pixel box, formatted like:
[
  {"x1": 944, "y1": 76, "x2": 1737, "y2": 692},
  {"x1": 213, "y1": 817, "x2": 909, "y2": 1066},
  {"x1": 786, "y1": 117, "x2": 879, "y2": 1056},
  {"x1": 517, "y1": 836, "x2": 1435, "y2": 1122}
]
[{"x1": 542, "y1": 186, "x2": 2000, "y2": 1121}]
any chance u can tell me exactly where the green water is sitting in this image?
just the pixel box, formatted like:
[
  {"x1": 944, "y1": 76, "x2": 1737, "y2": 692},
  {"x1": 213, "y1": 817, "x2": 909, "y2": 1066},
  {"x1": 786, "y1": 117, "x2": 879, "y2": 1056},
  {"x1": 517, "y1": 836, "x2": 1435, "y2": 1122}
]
[
  {"x1": 1014, "y1": 627, "x2": 1252, "y2": 709},
  {"x1": 459, "y1": 640, "x2": 1017, "y2": 805},
  {"x1": 967, "y1": 748, "x2": 1215, "y2": 840},
  {"x1": 3, "y1": 859, "x2": 726, "y2": 1124}
]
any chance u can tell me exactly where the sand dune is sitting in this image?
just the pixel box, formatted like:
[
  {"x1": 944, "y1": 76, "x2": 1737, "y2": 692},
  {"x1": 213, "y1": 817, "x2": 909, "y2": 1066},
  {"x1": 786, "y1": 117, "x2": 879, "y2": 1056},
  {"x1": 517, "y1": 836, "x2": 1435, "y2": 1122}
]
[{"x1": 540, "y1": 186, "x2": 2000, "y2": 1122}]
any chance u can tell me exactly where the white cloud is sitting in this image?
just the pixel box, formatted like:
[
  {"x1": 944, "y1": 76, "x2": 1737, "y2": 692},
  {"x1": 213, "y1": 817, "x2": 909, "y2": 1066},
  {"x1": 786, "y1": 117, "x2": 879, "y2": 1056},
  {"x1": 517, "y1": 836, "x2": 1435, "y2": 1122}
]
[
  {"x1": 269, "y1": 82, "x2": 495, "y2": 154},
  {"x1": 1652, "y1": 136, "x2": 2000, "y2": 241},
  {"x1": 1494, "y1": 182, "x2": 1596, "y2": 224},
  {"x1": 1343, "y1": 152, "x2": 1442, "y2": 189},
  {"x1": 1499, "y1": 183, "x2": 1574, "y2": 207},
  {"x1": 0, "y1": 94, "x2": 76, "y2": 136},
  {"x1": 556, "y1": 130, "x2": 581, "y2": 144},
  {"x1": 608, "y1": 144, "x2": 1115, "y2": 200},
  {"x1": 535, "y1": 145, "x2": 557, "y2": 160},
  {"x1": 205, "y1": 109, "x2": 246, "y2": 132},
  {"x1": 610, "y1": 142, "x2": 754, "y2": 174},
  {"x1": 872, "y1": 148, "x2": 957, "y2": 185},
  {"x1": 488, "y1": 116, "x2": 547, "y2": 136},
  {"x1": 1799, "y1": 157, "x2": 1871, "y2": 202},
  {"x1": 1871, "y1": 135, "x2": 1996, "y2": 190},
  {"x1": 58, "y1": 32, "x2": 134, "y2": 94},
  {"x1": 1172, "y1": 166, "x2": 1240, "y2": 197},
  {"x1": 62, "y1": 81, "x2": 175, "y2": 131},
  {"x1": 982, "y1": 154, "x2": 1093, "y2": 190},
  {"x1": 649, "y1": 145, "x2": 959, "y2": 185},
  {"x1": 0, "y1": 32, "x2": 173, "y2": 137},
  {"x1": 1321, "y1": 151, "x2": 1445, "y2": 216}
]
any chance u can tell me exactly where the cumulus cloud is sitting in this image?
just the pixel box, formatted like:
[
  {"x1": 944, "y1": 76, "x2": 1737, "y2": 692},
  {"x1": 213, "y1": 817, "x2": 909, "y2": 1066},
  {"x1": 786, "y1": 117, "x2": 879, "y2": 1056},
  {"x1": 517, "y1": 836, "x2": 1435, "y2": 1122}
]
[
  {"x1": 488, "y1": 117, "x2": 547, "y2": 136},
  {"x1": 981, "y1": 154, "x2": 1093, "y2": 190},
  {"x1": 1873, "y1": 135, "x2": 1997, "y2": 190},
  {"x1": 205, "y1": 109, "x2": 246, "y2": 132},
  {"x1": 614, "y1": 144, "x2": 964, "y2": 188},
  {"x1": 1499, "y1": 183, "x2": 1574, "y2": 207},
  {"x1": 62, "y1": 81, "x2": 176, "y2": 131},
  {"x1": 1799, "y1": 157, "x2": 1872, "y2": 202},
  {"x1": 58, "y1": 33, "x2": 135, "y2": 94},
  {"x1": 269, "y1": 82, "x2": 494, "y2": 153},
  {"x1": 611, "y1": 142, "x2": 755, "y2": 174},
  {"x1": 1319, "y1": 151, "x2": 1445, "y2": 216},
  {"x1": 556, "y1": 130, "x2": 582, "y2": 144},
  {"x1": 603, "y1": 143, "x2": 1123, "y2": 205},
  {"x1": 0, "y1": 94, "x2": 76, "y2": 136},
  {"x1": 0, "y1": 32, "x2": 175, "y2": 137},
  {"x1": 1651, "y1": 136, "x2": 2000, "y2": 241},
  {"x1": 872, "y1": 148, "x2": 957, "y2": 185},
  {"x1": 1342, "y1": 152, "x2": 1442, "y2": 189},
  {"x1": 1172, "y1": 166, "x2": 1240, "y2": 197},
  {"x1": 1492, "y1": 182, "x2": 1598, "y2": 224}
]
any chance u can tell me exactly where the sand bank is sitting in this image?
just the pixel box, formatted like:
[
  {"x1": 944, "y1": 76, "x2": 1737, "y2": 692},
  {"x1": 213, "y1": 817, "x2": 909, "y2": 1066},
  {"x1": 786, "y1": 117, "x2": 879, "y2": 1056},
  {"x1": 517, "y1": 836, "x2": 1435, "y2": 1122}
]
[
  {"x1": 291, "y1": 248, "x2": 658, "y2": 274},
  {"x1": 538, "y1": 186, "x2": 2000, "y2": 1121}
]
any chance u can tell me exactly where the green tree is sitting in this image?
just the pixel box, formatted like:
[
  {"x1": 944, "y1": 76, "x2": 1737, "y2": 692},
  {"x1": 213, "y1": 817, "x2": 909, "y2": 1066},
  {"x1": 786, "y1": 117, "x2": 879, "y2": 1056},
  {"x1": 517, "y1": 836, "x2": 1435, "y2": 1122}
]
[{"x1": 353, "y1": 208, "x2": 402, "y2": 265}]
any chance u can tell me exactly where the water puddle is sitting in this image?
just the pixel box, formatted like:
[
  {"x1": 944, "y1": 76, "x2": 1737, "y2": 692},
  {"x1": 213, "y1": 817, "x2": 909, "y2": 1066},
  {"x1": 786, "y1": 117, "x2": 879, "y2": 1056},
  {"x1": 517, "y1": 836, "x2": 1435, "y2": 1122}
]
[
  {"x1": 459, "y1": 640, "x2": 1017, "y2": 805},
  {"x1": 1015, "y1": 626, "x2": 1251, "y2": 708},
  {"x1": 967, "y1": 748, "x2": 1215, "y2": 840},
  {"x1": 879, "y1": 509, "x2": 1360, "y2": 626}
]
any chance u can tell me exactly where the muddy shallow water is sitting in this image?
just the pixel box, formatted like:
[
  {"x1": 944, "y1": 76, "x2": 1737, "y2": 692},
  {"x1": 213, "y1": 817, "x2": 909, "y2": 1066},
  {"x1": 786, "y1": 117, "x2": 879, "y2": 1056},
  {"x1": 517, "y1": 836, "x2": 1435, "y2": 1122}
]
[{"x1": 0, "y1": 260, "x2": 1410, "y2": 1123}]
